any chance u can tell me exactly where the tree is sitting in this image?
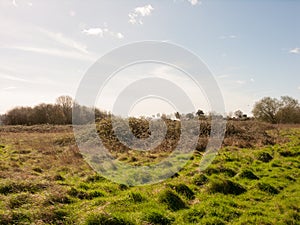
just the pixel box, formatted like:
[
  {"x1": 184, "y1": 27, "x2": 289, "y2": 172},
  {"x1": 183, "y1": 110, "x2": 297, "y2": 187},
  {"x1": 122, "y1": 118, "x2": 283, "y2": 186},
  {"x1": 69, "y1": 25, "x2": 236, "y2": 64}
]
[
  {"x1": 56, "y1": 95, "x2": 73, "y2": 124},
  {"x1": 185, "y1": 113, "x2": 194, "y2": 120},
  {"x1": 196, "y1": 109, "x2": 205, "y2": 119},
  {"x1": 252, "y1": 97, "x2": 281, "y2": 123},
  {"x1": 252, "y1": 96, "x2": 300, "y2": 124},
  {"x1": 276, "y1": 96, "x2": 300, "y2": 123},
  {"x1": 234, "y1": 110, "x2": 243, "y2": 119}
]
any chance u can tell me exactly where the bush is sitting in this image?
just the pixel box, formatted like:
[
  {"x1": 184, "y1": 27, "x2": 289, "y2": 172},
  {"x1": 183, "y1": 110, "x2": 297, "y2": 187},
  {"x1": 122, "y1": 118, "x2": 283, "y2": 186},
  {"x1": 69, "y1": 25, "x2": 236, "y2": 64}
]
[
  {"x1": 208, "y1": 179, "x2": 246, "y2": 195},
  {"x1": 159, "y1": 190, "x2": 186, "y2": 211}
]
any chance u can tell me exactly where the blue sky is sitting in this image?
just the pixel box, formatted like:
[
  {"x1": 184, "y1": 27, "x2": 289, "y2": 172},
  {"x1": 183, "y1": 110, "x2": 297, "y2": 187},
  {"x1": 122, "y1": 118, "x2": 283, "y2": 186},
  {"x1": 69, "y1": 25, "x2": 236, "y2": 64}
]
[{"x1": 0, "y1": 0, "x2": 299, "y2": 116}]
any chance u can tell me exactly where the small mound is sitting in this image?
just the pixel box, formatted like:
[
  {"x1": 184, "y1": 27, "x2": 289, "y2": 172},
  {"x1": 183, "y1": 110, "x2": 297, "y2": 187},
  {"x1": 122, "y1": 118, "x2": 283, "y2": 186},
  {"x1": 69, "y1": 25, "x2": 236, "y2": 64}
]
[
  {"x1": 128, "y1": 192, "x2": 144, "y2": 203},
  {"x1": 237, "y1": 169, "x2": 259, "y2": 180},
  {"x1": 174, "y1": 184, "x2": 195, "y2": 200},
  {"x1": 193, "y1": 174, "x2": 209, "y2": 186},
  {"x1": 257, "y1": 182, "x2": 279, "y2": 194},
  {"x1": 205, "y1": 166, "x2": 237, "y2": 177},
  {"x1": 143, "y1": 211, "x2": 173, "y2": 225},
  {"x1": 257, "y1": 152, "x2": 273, "y2": 163},
  {"x1": 85, "y1": 213, "x2": 133, "y2": 225},
  {"x1": 159, "y1": 190, "x2": 186, "y2": 211},
  {"x1": 68, "y1": 187, "x2": 104, "y2": 200},
  {"x1": 208, "y1": 179, "x2": 246, "y2": 195}
]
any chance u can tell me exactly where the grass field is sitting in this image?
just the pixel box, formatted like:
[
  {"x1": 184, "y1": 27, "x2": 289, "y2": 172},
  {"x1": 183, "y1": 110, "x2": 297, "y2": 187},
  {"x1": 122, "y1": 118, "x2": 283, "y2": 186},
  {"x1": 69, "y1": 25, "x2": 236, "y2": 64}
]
[{"x1": 0, "y1": 122, "x2": 299, "y2": 224}]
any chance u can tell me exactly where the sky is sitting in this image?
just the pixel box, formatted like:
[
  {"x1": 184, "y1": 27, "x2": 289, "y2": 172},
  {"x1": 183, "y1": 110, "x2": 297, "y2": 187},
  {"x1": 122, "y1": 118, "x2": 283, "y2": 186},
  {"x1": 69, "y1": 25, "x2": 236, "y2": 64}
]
[{"x1": 0, "y1": 0, "x2": 299, "y2": 116}]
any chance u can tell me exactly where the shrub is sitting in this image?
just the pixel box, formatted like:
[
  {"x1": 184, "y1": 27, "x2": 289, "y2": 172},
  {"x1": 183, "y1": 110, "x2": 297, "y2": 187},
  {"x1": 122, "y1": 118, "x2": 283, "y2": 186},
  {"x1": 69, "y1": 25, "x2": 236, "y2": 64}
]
[
  {"x1": 158, "y1": 190, "x2": 186, "y2": 211},
  {"x1": 208, "y1": 179, "x2": 246, "y2": 195}
]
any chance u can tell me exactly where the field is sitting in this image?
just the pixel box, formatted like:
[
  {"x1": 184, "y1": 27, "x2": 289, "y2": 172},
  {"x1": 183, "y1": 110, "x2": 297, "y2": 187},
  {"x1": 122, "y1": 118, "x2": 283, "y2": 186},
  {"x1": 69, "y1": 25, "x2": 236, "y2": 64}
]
[{"x1": 0, "y1": 122, "x2": 299, "y2": 225}]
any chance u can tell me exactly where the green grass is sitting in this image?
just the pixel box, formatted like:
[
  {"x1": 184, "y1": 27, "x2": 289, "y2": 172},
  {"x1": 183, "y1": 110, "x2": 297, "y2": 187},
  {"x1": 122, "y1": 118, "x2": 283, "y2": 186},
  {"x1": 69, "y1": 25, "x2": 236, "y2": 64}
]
[{"x1": 0, "y1": 124, "x2": 299, "y2": 224}]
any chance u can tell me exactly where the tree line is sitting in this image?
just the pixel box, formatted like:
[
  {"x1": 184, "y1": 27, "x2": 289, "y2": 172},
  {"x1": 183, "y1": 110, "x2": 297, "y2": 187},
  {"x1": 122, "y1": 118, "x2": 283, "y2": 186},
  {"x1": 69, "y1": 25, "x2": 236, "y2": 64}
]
[
  {"x1": 0, "y1": 96, "x2": 108, "y2": 126},
  {"x1": 0, "y1": 95, "x2": 299, "y2": 125}
]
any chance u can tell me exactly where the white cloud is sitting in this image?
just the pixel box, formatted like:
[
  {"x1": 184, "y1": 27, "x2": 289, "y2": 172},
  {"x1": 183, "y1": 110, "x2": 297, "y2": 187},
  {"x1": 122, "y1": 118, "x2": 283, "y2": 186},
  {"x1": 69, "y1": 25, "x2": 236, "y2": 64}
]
[
  {"x1": 298, "y1": 86, "x2": 300, "y2": 90},
  {"x1": 250, "y1": 78, "x2": 255, "y2": 82},
  {"x1": 6, "y1": 46, "x2": 96, "y2": 61},
  {"x1": 0, "y1": 72, "x2": 30, "y2": 83},
  {"x1": 188, "y1": 0, "x2": 201, "y2": 6},
  {"x1": 82, "y1": 26, "x2": 124, "y2": 39},
  {"x1": 40, "y1": 29, "x2": 88, "y2": 53},
  {"x1": 128, "y1": 4, "x2": 154, "y2": 25},
  {"x1": 116, "y1": 33, "x2": 124, "y2": 39},
  {"x1": 82, "y1": 28, "x2": 103, "y2": 36},
  {"x1": 219, "y1": 35, "x2": 238, "y2": 39},
  {"x1": 289, "y1": 47, "x2": 300, "y2": 54},
  {"x1": 135, "y1": 4, "x2": 154, "y2": 16},
  {"x1": 235, "y1": 80, "x2": 246, "y2": 85},
  {"x1": 27, "y1": 2, "x2": 32, "y2": 7}
]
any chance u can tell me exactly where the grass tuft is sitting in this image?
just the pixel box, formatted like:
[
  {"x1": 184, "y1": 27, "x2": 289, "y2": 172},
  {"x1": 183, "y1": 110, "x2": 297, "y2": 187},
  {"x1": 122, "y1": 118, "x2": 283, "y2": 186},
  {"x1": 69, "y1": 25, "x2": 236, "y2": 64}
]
[
  {"x1": 257, "y1": 152, "x2": 273, "y2": 162},
  {"x1": 142, "y1": 211, "x2": 173, "y2": 225},
  {"x1": 237, "y1": 169, "x2": 259, "y2": 180},
  {"x1": 158, "y1": 190, "x2": 186, "y2": 211},
  {"x1": 85, "y1": 213, "x2": 133, "y2": 225},
  {"x1": 193, "y1": 173, "x2": 209, "y2": 186},
  {"x1": 174, "y1": 183, "x2": 195, "y2": 200},
  {"x1": 208, "y1": 178, "x2": 247, "y2": 195},
  {"x1": 257, "y1": 182, "x2": 279, "y2": 194}
]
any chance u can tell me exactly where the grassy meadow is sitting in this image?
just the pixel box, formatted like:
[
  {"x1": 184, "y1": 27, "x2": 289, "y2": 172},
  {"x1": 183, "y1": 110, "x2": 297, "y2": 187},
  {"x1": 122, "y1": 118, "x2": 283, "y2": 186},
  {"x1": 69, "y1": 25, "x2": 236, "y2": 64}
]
[{"x1": 0, "y1": 121, "x2": 299, "y2": 224}]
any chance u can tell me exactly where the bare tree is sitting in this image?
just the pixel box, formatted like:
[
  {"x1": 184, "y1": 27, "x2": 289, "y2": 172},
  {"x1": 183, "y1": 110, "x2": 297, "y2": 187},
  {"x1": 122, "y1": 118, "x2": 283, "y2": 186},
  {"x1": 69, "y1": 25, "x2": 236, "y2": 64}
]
[
  {"x1": 252, "y1": 97, "x2": 281, "y2": 124},
  {"x1": 56, "y1": 95, "x2": 73, "y2": 124}
]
